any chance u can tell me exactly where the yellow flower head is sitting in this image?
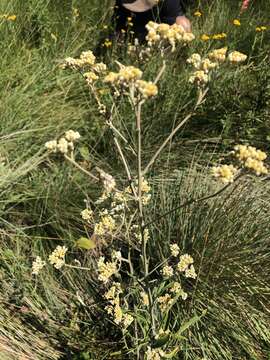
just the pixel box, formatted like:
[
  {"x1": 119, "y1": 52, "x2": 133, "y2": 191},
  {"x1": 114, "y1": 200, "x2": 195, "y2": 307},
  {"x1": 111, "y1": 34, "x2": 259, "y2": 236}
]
[
  {"x1": 7, "y1": 15, "x2": 17, "y2": 21},
  {"x1": 256, "y1": 26, "x2": 267, "y2": 32},
  {"x1": 233, "y1": 19, "x2": 241, "y2": 26},
  {"x1": 194, "y1": 10, "x2": 202, "y2": 17},
  {"x1": 201, "y1": 34, "x2": 210, "y2": 41}
]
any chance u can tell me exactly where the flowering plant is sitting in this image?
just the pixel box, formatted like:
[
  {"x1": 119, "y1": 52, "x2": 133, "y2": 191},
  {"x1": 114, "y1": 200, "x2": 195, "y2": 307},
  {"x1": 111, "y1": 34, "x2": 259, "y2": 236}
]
[{"x1": 32, "y1": 22, "x2": 268, "y2": 359}]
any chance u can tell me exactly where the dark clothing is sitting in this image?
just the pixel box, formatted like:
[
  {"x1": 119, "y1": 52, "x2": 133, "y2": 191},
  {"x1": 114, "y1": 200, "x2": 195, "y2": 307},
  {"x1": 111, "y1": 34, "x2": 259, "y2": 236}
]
[{"x1": 113, "y1": 0, "x2": 186, "y2": 41}]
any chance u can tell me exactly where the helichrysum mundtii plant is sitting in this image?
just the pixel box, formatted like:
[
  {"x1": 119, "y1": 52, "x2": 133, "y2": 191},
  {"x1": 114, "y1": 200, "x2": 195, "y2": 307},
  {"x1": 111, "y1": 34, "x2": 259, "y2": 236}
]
[{"x1": 32, "y1": 22, "x2": 268, "y2": 358}]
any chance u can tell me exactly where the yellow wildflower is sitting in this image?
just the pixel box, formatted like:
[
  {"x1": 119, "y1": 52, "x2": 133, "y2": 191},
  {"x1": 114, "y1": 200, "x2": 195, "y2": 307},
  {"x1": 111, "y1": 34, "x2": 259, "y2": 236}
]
[
  {"x1": 104, "y1": 71, "x2": 119, "y2": 83},
  {"x1": 80, "y1": 50, "x2": 96, "y2": 65},
  {"x1": 187, "y1": 53, "x2": 202, "y2": 69},
  {"x1": 194, "y1": 10, "x2": 202, "y2": 17},
  {"x1": 104, "y1": 39, "x2": 112, "y2": 47},
  {"x1": 201, "y1": 58, "x2": 218, "y2": 72},
  {"x1": 84, "y1": 71, "x2": 99, "y2": 84},
  {"x1": 256, "y1": 26, "x2": 267, "y2": 32},
  {"x1": 146, "y1": 21, "x2": 195, "y2": 50},
  {"x1": 212, "y1": 33, "x2": 227, "y2": 40},
  {"x1": 201, "y1": 34, "x2": 210, "y2": 41},
  {"x1": 94, "y1": 214, "x2": 116, "y2": 236},
  {"x1": 233, "y1": 19, "x2": 241, "y2": 26},
  {"x1": 7, "y1": 15, "x2": 16, "y2": 21}
]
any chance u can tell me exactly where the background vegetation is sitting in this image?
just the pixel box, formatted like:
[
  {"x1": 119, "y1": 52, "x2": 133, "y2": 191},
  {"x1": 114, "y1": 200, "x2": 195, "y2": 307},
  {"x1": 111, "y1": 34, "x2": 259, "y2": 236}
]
[{"x1": 0, "y1": 0, "x2": 269, "y2": 359}]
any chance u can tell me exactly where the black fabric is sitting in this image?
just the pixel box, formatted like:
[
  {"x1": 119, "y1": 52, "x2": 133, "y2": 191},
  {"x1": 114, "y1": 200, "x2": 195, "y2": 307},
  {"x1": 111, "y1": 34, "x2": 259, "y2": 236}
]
[{"x1": 113, "y1": 0, "x2": 186, "y2": 40}]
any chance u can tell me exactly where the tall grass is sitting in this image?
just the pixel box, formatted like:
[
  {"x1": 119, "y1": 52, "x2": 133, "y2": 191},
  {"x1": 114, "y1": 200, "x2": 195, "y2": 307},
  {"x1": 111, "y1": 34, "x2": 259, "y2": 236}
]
[{"x1": 0, "y1": 0, "x2": 270, "y2": 358}]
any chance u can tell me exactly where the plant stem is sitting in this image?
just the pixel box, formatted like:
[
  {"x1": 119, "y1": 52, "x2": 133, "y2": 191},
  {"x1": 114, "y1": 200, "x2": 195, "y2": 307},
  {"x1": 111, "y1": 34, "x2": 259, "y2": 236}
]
[
  {"x1": 65, "y1": 264, "x2": 91, "y2": 271},
  {"x1": 64, "y1": 154, "x2": 99, "y2": 181},
  {"x1": 135, "y1": 99, "x2": 156, "y2": 337},
  {"x1": 113, "y1": 134, "x2": 138, "y2": 200}
]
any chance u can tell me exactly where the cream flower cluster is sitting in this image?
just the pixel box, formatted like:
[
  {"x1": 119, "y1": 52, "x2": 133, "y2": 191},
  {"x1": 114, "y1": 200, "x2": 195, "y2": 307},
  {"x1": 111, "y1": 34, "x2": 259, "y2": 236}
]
[
  {"x1": 208, "y1": 47, "x2": 247, "y2": 64},
  {"x1": 94, "y1": 213, "x2": 116, "y2": 236},
  {"x1": 208, "y1": 47, "x2": 228, "y2": 63},
  {"x1": 187, "y1": 54, "x2": 218, "y2": 73},
  {"x1": 187, "y1": 53, "x2": 219, "y2": 85},
  {"x1": 32, "y1": 256, "x2": 46, "y2": 275},
  {"x1": 228, "y1": 51, "x2": 248, "y2": 64},
  {"x1": 171, "y1": 281, "x2": 188, "y2": 300},
  {"x1": 157, "y1": 281, "x2": 187, "y2": 311},
  {"x1": 81, "y1": 208, "x2": 93, "y2": 221},
  {"x1": 146, "y1": 21, "x2": 195, "y2": 51},
  {"x1": 62, "y1": 50, "x2": 107, "y2": 84},
  {"x1": 141, "y1": 291, "x2": 149, "y2": 306},
  {"x1": 212, "y1": 164, "x2": 238, "y2": 184},
  {"x1": 177, "y1": 254, "x2": 197, "y2": 278},
  {"x1": 234, "y1": 144, "x2": 267, "y2": 162},
  {"x1": 234, "y1": 145, "x2": 268, "y2": 175},
  {"x1": 189, "y1": 70, "x2": 209, "y2": 85},
  {"x1": 161, "y1": 248, "x2": 196, "y2": 280},
  {"x1": 213, "y1": 145, "x2": 268, "y2": 183},
  {"x1": 104, "y1": 66, "x2": 142, "y2": 85},
  {"x1": 104, "y1": 65, "x2": 158, "y2": 99},
  {"x1": 188, "y1": 48, "x2": 247, "y2": 86},
  {"x1": 125, "y1": 178, "x2": 152, "y2": 205},
  {"x1": 135, "y1": 80, "x2": 158, "y2": 99},
  {"x1": 98, "y1": 169, "x2": 116, "y2": 195},
  {"x1": 157, "y1": 293, "x2": 174, "y2": 311},
  {"x1": 104, "y1": 282, "x2": 134, "y2": 328},
  {"x1": 146, "y1": 347, "x2": 165, "y2": 360},
  {"x1": 45, "y1": 130, "x2": 81, "y2": 155},
  {"x1": 158, "y1": 251, "x2": 195, "y2": 311},
  {"x1": 170, "y1": 243, "x2": 180, "y2": 257},
  {"x1": 134, "y1": 226, "x2": 150, "y2": 244},
  {"x1": 161, "y1": 265, "x2": 174, "y2": 277},
  {"x1": 97, "y1": 253, "x2": 121, "y2": 283},
  {"x1": 62, "y1": 51, "x2": 96, "y2": 69},
  {"x1": 48, "y1": 245, "x2": 68, "y2": 269}
]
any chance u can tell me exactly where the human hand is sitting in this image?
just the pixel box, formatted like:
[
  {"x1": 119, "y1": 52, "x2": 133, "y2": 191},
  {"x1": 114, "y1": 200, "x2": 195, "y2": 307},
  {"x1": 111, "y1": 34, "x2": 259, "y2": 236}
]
[{"x1": 176, "y1": 15, "x2": 191, "y2": 32}]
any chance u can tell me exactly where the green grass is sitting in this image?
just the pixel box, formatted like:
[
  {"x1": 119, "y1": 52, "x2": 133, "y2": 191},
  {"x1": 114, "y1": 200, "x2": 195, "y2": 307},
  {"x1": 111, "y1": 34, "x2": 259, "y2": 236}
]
[{"x1": 0, "y1": 0, "x2": 270, "y2": 359}]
